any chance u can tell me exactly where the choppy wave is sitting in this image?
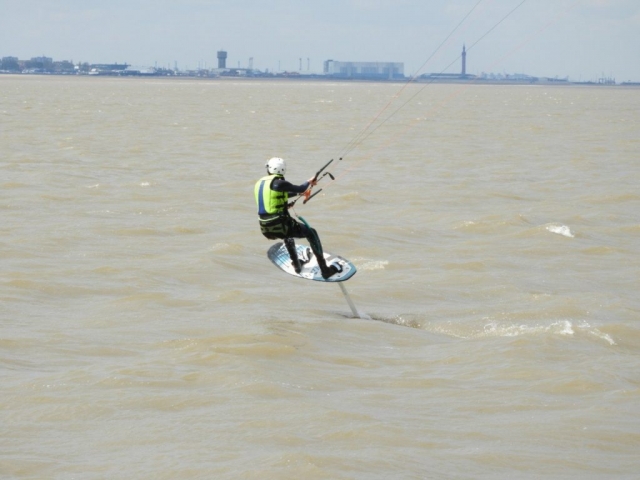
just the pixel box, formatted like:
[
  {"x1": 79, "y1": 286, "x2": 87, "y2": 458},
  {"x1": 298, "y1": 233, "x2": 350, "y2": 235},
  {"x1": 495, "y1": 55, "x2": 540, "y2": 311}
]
[
  {"x1": 453, "y1": 214, "x2": 530, "y2": 232},
  {"x1": 353, "y1": 258, "x2": 388, "y2": 271},
  {"x1": 210, "y1": 243, "x2": 244, "y2": 254},
  {"x1": 546, "y1": 224, "x2": 574, "y2": 238},
  {"x1": 589, "y1": 193, "x2": 640, "y2": 204}
]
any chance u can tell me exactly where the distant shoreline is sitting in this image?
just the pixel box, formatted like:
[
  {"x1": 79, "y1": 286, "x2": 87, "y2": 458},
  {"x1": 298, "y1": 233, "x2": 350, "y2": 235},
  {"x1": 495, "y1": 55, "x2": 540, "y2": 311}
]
[{"x1": 1, "y1": 72, "x2": 638, "y2": 87}]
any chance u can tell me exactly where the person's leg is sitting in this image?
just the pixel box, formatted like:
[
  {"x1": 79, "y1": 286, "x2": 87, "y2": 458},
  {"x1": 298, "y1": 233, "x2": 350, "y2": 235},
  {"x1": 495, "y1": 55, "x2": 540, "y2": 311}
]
[
  {"x1": 283, "y1": 237, "x2": 302, "y2": 273},
  {"x1": 289, "y1": 220, "x2": 341, "y2": 279}
]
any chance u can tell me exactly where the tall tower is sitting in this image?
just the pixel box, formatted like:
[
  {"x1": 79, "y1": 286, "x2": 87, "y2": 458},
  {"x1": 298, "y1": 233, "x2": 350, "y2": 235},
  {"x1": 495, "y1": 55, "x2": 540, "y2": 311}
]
[
  {"x1": 217, "y1": 50, "x2": 227, "y2": 69},
  {"x1": 461, "y1": 44, "x2": 467, "y2": 76}
]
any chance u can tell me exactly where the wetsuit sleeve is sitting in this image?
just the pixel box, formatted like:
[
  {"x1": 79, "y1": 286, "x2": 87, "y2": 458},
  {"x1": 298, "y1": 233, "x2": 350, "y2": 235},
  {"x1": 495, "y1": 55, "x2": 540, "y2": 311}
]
[{"x1": 272, "y1": 178, "x2": 310, "y2": 196}]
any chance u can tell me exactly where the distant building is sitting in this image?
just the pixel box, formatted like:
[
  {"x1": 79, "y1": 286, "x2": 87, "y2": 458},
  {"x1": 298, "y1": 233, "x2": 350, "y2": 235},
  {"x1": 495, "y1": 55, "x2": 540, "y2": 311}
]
[
  {"x1": 1, "y1": 56, "x2": 20, "y2": 71},
  {"x1": 30, "y1": 56, "x2": 53, "y2": 66},
  {"x1": 324, "y1": 60, "x2": 404, "y2": 80},
  {"x1": 217, "y1": 51, "x2": 227, "y2": 69}
]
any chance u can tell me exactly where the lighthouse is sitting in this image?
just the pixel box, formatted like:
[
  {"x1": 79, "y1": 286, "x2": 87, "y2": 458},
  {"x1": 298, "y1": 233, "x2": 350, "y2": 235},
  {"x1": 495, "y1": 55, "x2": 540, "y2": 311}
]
[{"x1": 461, "y1": 44, "x2": 467, "y2": 77}]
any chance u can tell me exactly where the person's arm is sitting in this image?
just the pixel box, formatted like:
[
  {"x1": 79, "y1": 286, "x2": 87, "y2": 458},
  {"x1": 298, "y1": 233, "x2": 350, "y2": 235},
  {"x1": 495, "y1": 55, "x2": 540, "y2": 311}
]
[{"x1": 272, "y1": 177, "x2": 316, "y2": 196}]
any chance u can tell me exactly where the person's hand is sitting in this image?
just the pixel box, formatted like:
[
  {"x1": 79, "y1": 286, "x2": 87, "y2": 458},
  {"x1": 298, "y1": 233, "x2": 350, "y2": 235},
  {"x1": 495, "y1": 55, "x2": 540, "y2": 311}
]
[{"x1": 307, "y1": 177, "x2": 318, "y2": 186}]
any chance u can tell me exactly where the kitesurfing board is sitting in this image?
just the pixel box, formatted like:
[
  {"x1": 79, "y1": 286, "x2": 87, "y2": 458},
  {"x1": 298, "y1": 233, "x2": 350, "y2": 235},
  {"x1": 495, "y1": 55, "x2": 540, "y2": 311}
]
[{"x1": 267, "y1": 242, "x2": 357, "y2": 283}]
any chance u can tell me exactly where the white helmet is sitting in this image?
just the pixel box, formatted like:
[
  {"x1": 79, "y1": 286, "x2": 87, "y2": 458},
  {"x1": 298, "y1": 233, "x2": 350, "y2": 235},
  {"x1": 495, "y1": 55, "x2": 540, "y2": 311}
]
[{"x1": 266, "y1": 157, "x2": 286, "y2": 175}]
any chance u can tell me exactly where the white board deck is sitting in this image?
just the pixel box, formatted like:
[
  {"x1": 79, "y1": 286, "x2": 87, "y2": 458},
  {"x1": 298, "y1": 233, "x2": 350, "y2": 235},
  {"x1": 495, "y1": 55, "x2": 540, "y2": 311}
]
[{"x1": 267, "y1": 242, "x2": 357, "y2": 283}]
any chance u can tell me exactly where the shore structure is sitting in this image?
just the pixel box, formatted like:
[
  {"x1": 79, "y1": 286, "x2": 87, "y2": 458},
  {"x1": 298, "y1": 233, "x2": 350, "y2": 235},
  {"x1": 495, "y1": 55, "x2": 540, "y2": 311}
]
[
  {"x1": 323, "y1": 60, "x2": 404, "y2": 80},
  {"x1": 1, "y1": 46, "x2": 635, "y2": 86}
]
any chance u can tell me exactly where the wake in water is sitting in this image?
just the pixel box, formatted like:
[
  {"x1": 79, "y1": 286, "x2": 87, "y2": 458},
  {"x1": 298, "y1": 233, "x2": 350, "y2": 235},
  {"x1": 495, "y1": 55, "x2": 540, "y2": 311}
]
[
  {"x1": 478, "y1": 319, "x2": 615, "y2": 345},
  {"x1": 351, "y1": 312, "x2": 616, "y2": 346}
]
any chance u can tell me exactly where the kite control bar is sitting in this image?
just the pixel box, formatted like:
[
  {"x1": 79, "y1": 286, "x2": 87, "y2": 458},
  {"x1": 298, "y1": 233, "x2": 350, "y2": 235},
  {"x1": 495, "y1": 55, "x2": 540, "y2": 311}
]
[
  {"x1": 303, "y1": 158, "x2": 336, "y2": 204},
  {"x1": 287, "y1": 158, "x2": 339, "y2": 208},
  {"x1": 313, "y1": 158, "x2": 335, "y2": 181}
]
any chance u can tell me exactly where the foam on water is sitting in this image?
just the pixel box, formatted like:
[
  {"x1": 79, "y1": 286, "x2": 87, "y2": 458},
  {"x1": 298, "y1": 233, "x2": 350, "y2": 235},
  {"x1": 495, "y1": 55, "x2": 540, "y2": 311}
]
[
  {"x1": 545, "y1": 223, "x2": 574, "y2": 238},
  {"x1": 353, "y1": 258, "x2": 388, "y2": 271},
  {"x1": 210, "y1": 242, "x2": 243, "y2": 254},
  {"x1": 481, "y1": 319, "x2": 576, "y2": 337},
  {"x1": 460, "y1": 319, "x2": 615, "y2": 345}
]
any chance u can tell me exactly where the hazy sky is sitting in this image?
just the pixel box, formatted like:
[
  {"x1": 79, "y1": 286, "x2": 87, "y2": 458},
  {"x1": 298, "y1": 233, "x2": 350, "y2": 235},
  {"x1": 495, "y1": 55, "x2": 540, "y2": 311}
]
[{"x1": 2, "y1": 0, "x2": 639, "y2": 81}]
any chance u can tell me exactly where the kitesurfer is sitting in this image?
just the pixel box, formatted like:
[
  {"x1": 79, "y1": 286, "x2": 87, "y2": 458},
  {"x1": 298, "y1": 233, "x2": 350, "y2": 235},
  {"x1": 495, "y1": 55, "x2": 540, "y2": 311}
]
[{"x1": 255, "y1": 157, "x2": 341, "y2": 279}]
